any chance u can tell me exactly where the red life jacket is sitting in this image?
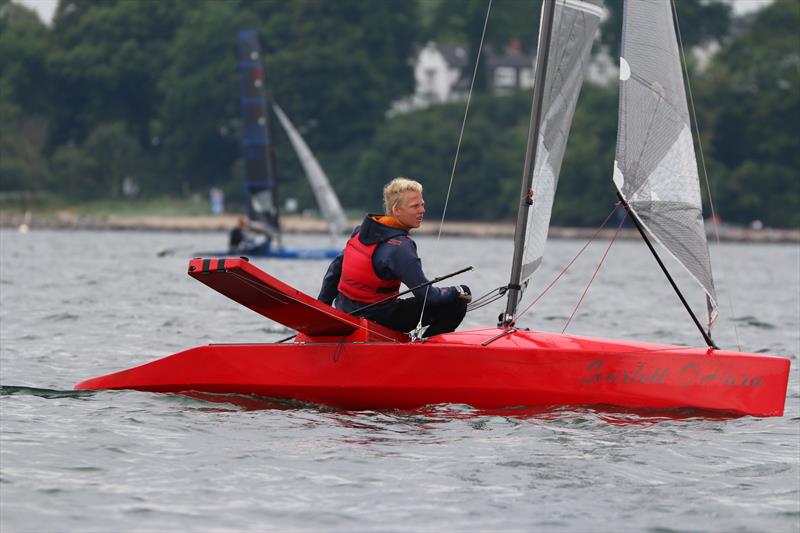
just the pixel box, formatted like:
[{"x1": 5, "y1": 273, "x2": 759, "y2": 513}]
[{"x1": 338, "y1": 232, "x2": 401, "y2": 304}]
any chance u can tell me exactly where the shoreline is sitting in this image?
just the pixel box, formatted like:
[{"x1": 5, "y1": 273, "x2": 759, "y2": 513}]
[{"x1": 1, "y1": 211, "x2": 798, "y2": 243}]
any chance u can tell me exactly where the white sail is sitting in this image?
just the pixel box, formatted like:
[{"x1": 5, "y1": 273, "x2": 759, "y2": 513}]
[
  {"x1": 613, "y1": 0, "x2": 718, "y2": 328},
  {"x1": 273, "y1": 103, "x2": 349, "y2": 236},
  {"x1": 519, "y1": 0, "x2": 604, "y2": 291}
]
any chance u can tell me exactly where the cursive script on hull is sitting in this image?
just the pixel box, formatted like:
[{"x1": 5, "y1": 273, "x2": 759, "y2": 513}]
[{"x1": 581, "y1": 359, "x2": 764, "y2": 388}]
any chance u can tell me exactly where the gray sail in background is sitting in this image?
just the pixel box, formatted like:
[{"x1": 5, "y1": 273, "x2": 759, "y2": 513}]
[
  {"x1": 273, "y1": 103, "x2": 349, "y2": 237},
  {"x1": 613, "y1": 0, "x2": 718, "y2": 328},
  {"x1": 519, "y1": 0, "x2": 603, "y2": 291}
]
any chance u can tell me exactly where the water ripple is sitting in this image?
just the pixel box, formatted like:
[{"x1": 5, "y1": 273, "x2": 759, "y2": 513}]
[
  {"x1": 0, "y1": 385, "x2": 93, "y2": 399},
  {"x1": 43, "y1": 312, "x2": 80, "y2": 322},
  {"x1": 1, "y1": 232, "x2": 798, "y2": 533}
]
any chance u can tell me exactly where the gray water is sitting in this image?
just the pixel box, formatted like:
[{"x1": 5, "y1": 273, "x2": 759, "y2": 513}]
[{"x1": 1, "y1": 229, "x2": 798, "y2": 533}]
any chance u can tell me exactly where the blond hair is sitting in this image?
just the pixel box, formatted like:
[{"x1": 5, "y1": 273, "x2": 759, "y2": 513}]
[{"x1": 383, "y1": 177, "x2": 423, "y2": 214}]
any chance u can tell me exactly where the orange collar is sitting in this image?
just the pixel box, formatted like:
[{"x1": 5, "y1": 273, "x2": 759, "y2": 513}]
[{"x1": 372, "y1": 215, "x2": 411, "y2": 230}]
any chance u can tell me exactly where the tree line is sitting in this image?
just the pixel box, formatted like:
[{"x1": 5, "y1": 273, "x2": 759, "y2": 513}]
[{"x1": 1, "y1": 0, "x2": 797, "y2": 228}]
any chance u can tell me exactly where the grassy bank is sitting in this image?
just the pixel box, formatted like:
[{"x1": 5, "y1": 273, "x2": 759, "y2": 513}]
[
  {"x1": 1, "y1": 195, "x2": 798, "y2": 242},
  {"x1": 1, "y1": 194, "x2": 226, "y2": 218}
]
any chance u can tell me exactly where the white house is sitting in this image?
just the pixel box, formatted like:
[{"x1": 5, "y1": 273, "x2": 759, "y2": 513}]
[
  {"x1": 390, "y1": 38, "x2": 615, "y2": 115},
  {"x1": 413, "y1": 42, "x2": 470, "y2": 104},
  {"x1": 484, "y1": 39, "x2": 535, "y2": 94}
]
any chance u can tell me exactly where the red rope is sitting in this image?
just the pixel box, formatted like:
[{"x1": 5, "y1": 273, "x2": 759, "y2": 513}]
[
  {"x1": 562, "y1": 210, "x2": 628, "y2": 334},
  {"x1": 514, "y1": 203, "x2": 622, "y2": 323}
]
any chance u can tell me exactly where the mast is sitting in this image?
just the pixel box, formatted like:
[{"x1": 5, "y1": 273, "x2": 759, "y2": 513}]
[
  {"x1": 500, "y1": 0, "x2": 556, "y2": 327},
  {"x1": 617, "y1": 193, "x2": 718, "y2": 349},
  {"x1": 237, "y1": 30, "x2": 282, "y2": 245}
]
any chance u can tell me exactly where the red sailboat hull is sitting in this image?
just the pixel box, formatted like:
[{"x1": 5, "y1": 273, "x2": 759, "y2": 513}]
[
  {"x1": 75, "y1": 259, "x2": 790, "y2": 417},
  {"x1": 75, "y1": 327, "x2": 790, "y2": 417}
]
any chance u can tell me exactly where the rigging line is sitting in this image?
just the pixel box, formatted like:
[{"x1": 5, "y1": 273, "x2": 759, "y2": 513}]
[
  {"x1": 467, "y1": 298, "x2": 501, "y2": 313},
  {"x1": 671, "y1": 0, "x2": 741, "y2": 351},
  {"x1": 435, "y1": 0, "x2": 493, "y2": 244},
  {"x1": 513, "y1": 203, "x2": 621, "y2": 323},
  {"x1": 469, "y1": 285, "x2": 507, "y2": 307},
  {"x1": 414, "y1": 0, "x2": 493, "y2": 335},
  {"x1": 561, "y1": 210, "x2": 627, "y2": 334},
  {"x1": 467, "y1": 288, "x2": 507, "y2": 312}
]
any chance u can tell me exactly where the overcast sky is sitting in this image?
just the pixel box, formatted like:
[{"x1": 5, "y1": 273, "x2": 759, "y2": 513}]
[
  {"x1": 17, "y1": 0, "x2": 57, "y2": 23},
  {"x1": 17, "y1": 0, "x2": 777, "y2": 27}
]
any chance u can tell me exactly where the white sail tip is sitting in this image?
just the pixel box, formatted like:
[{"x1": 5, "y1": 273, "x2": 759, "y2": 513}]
[
  {"x1": 612, "y1": 160, "x2": 624, "y2": 190},
  {"x1": 619, "y1": 57, "x2": 631, "y2": 81}
]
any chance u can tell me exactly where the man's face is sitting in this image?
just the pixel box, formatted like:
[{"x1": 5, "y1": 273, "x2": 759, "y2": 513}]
[{"x1": 393, "y1": 191, "x2": 425, "y2": 229}]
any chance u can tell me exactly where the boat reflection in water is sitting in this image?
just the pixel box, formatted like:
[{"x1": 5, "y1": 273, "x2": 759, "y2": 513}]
[{"x1": 179, "y1": 390, "x2": 743, "y2": 427}]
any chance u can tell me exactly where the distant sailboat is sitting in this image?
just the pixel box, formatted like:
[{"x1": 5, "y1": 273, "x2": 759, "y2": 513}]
[
  {"x1": 196, "y1": 30, "x2": 347, "y2": 259},
  {"x1": 273, "y1": 103, "x2": 348, "y2": 238}
]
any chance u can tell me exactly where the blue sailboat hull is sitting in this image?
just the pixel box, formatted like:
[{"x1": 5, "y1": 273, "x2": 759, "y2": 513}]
[{"x1": 192, "y1": 247, "x2": 339, "y2": 260}]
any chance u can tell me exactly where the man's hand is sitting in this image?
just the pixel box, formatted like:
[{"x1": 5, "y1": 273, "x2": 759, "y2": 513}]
[{"x1": 455, "y1": 285, "x2": 472, "y2": 303}]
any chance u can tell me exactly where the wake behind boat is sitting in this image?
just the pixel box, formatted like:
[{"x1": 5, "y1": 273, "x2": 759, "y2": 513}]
[{"x1": 79, "y1": 0, "x2": 790, "y2": 417}]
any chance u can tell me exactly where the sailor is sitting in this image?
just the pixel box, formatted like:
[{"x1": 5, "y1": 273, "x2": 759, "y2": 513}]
[
  {"x1": 229, "y1": 216, "x2": 273, "y2": 254},
  {"x1": 318, "y1": 177, "x2": 471, "y2": 337},
  {"x1": 228, "y1": 216, "x2": 249, "y2": 252}
]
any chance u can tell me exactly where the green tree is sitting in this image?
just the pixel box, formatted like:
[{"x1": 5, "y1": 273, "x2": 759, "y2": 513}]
[
  {"x1": 0, "y1": 1, "x2": 53, "y2": 192},
  {"x1": 50, "y1": 142, "x2": 97, "y2": 200},
  {"x1": 421, "y1": 0, "x2": 542, "y2": 52},
  {"x1": 157, "y1": 0, "x2": 253, "y2": 193},
  {"x1": 698, "y1": 0, "x2": 800, "y2": 227},
  {"x1": 261, "y1": 0, "x2": 419, "y2": 150},
  {"x1": 1, "y1": 0, "x2": 53, "y2": 114},
  {"x1": 84, "y1": 122, "x2": 140, "y2": 198},
  {"x1": 353, "y1": 81, "x2": 619, "y2": 226},
  {"x1": 157, "y1": 0, "x2": 419, "y2": 198},
  {"x1": 354, "y1": 92, "x2": 534, "y2": 219},
  {"x1": 48, "y1": 0, "x2": 186, "y2": 148},
  {"x1": 0, "y1": 105, "x2": 50, "y2": 191}
]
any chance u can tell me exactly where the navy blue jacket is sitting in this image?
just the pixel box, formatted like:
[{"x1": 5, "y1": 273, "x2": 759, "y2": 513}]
[{"x1": 318, "y1": 215, "x2": 458, "y2": 314}]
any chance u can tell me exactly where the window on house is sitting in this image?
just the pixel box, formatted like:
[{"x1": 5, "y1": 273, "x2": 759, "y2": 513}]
[
  {"x1": 421, "y1": 68, "x2": 437, "y2": 100},
  {"x1": 494, "y1": 67, "x2": 516, "y2": 88},
  {"x1": 519, "y1": 68, "x2": 534, "y2": 88}
]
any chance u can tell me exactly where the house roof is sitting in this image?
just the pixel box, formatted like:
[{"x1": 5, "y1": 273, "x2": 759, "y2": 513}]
[
  {"x1": 484, "y1": 46, "x2": 535, "y2": 69},
  {"x1": 437, "y1": 43, "x2": 469, "y2": 68}
]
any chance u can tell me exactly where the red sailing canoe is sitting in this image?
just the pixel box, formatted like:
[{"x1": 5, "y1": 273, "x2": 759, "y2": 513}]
[{"x1": 74, "y1": 258, "x2": 790, "y2": 417}]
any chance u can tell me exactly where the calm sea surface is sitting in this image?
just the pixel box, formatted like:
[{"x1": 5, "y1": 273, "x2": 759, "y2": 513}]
[{"x1": 1, "y1": 228, "x2": 798, "y2": 532}]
